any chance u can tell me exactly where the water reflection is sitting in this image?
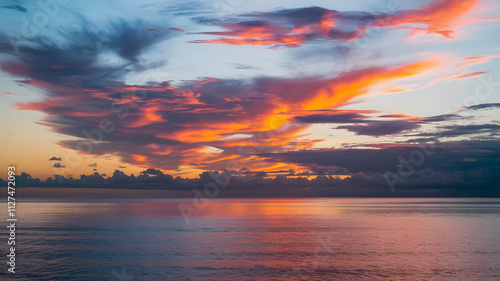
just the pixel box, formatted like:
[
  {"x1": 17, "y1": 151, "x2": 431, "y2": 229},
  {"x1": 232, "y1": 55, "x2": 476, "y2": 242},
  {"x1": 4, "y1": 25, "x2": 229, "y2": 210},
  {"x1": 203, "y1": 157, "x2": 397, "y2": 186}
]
[{"x1": 4, "y1": 198, "x2": 500, "y2": 280}]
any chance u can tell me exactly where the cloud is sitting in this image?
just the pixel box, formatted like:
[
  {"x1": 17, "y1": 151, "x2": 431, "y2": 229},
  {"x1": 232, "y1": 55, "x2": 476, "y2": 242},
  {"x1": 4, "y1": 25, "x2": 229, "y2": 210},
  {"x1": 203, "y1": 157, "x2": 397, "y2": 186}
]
[
  {"x1": 191, "y1": 0, "x2": 483, "y2": 47},
  {"x1": 294, "y1": 112, "x2": 458, "y2": 136},
  {"x1": 294, "y1": 110, "x2": 374, "y2": 124},
  {"x1": 422, "y1": 114, "x2": 461, "y2": 122},
  {"x1": 337, "y1": 120, "x2": 422, "y2": 136},
  {"x1": 167, "y1": 27, "x2": 186, "y2": 32},
  {"x1": 145, "y1": 28, "x2": 165, "y2": 33},
  {"x1": 453, "y1": 72, "x2": 486, "y2": 80},
  {"x1": 259, "y1": 140, "x2": 500, "y2": 175},
  {"x1": 53, "y1": 163, "x2": 66, "y2": 168},
  {"x1": 336, "y1": 114, "x2": 459, "y2": 136},
  {"x1": 0, "y1": 19, "x2": 173, "y2": 85},
  {"x1": 49, "y1": 156, "x2": 62, "y2": 161},
  {"x1": 0, "y1": 92, "x2": 18, "y2": 96},
  {"x1": 379, "y1": 0, "x2": 481, "y2": 39},
  {"x1": 232, "y1": 63, "x2": 256, "y2": 70},
  {"x1": 0, "y1": 7, "x2": 493, "y2": 183},
  {"x1": 1, "y1": 18, "x2": 439, "y2": 172},
  {"x1": 463, "y1": 158, "x2": 477, "y2": 162},
  {"x1": 410, "y1": 124, "x2": 500, "y2": 139},
  {"x1": 466, "y1": 103, "x2": 500, "y2": 111},
  {"x1": 458, "y1": 54, "x2": 500, "y2": 68},
  {"x1": 1, "y1": 5, "x2": 27, "y2": 13},
  {"x1": 2, "y1": 162, "x2": 499, "y2": 197},
  {"x1": 0, "y1": 3, "x2": 496, "y2": 197},
  {"x1": 190, "y1": 6, "x2": 373, "y2": 47}
]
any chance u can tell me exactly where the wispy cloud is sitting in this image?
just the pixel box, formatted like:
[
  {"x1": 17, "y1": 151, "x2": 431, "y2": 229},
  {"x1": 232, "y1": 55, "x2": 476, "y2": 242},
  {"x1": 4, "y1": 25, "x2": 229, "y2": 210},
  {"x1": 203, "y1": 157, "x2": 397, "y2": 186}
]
[
  {"x1": 465, "y1": 103, "x2": 500, "y2": 111},
  {"x1": 0, "y1": 92, "x2": 18, "y2": 96},
  {"x1": 1, "y1": 5, "x2": 27, "y2": 13},
  {"x1": 453, "y1": 71, "x2": 486, "y2": 80}
]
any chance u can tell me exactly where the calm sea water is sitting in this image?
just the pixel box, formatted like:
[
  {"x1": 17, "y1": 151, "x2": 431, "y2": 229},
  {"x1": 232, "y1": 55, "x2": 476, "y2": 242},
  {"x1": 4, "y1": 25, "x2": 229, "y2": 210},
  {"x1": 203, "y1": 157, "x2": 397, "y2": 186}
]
[{"x1": 2, "y1": 198, "x2": 500, "y2": 280}]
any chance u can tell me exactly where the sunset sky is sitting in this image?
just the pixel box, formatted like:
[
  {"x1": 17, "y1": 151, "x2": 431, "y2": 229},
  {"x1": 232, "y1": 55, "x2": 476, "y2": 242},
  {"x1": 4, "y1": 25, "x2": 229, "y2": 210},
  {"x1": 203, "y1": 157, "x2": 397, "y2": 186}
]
[{"x1": 1, "y1": 0, "x2": 499, "y2": 193}]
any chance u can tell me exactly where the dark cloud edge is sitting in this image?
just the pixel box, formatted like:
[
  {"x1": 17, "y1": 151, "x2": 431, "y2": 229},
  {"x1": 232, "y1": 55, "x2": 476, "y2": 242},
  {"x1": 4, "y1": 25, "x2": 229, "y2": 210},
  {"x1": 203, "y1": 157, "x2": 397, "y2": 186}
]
[{"x1": 2, "y1": 167, "x2": 499, "y2": 198}]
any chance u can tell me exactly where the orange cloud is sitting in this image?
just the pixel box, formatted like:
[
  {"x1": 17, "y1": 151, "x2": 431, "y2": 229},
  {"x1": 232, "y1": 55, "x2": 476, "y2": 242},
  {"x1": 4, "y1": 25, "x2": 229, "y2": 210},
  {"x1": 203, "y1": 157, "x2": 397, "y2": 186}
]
[
  {"x1": 133, "y1": 154, "x2": 147, "y2": 162},
  {"x1": 457, "y1": 54, "x2": 500, "y2": 68},
  {"x1": 13, "y1": 56, "x2": 442, "y2": 174},
  {"x1": 382, "y1": 0, "x2": 480, "y2": 38},
  {"x1": 453, "y1": 71, "x2": 486, "y2": 80},
  {"x1": 379, "y1": 114, "x2": 424, "y2": 122},
  {"x1": 192, "y1": 0, "x2": 484, "y2": 47}
]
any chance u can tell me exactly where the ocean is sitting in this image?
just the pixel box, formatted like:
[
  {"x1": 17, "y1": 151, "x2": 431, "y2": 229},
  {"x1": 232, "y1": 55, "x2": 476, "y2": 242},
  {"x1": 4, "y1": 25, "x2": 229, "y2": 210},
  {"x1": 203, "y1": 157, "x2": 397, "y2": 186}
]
[{"x1": 2, "y1": 198, "x2": 500, "y2": 280}]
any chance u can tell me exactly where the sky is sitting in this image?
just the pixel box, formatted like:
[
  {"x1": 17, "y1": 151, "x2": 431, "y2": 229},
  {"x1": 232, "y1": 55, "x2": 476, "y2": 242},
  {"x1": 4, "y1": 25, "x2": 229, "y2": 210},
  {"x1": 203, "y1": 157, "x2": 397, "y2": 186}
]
[{"x1": 0, "y1": 0, "x2": 499, "y2": 196}]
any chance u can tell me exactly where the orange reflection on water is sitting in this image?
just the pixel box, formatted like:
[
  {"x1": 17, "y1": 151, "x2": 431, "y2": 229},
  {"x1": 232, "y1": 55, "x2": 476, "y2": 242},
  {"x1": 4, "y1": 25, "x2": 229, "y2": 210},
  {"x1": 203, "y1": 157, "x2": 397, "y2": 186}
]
[{"x1": 7, "y1": 198, "x2": 500, "y2": 279}]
